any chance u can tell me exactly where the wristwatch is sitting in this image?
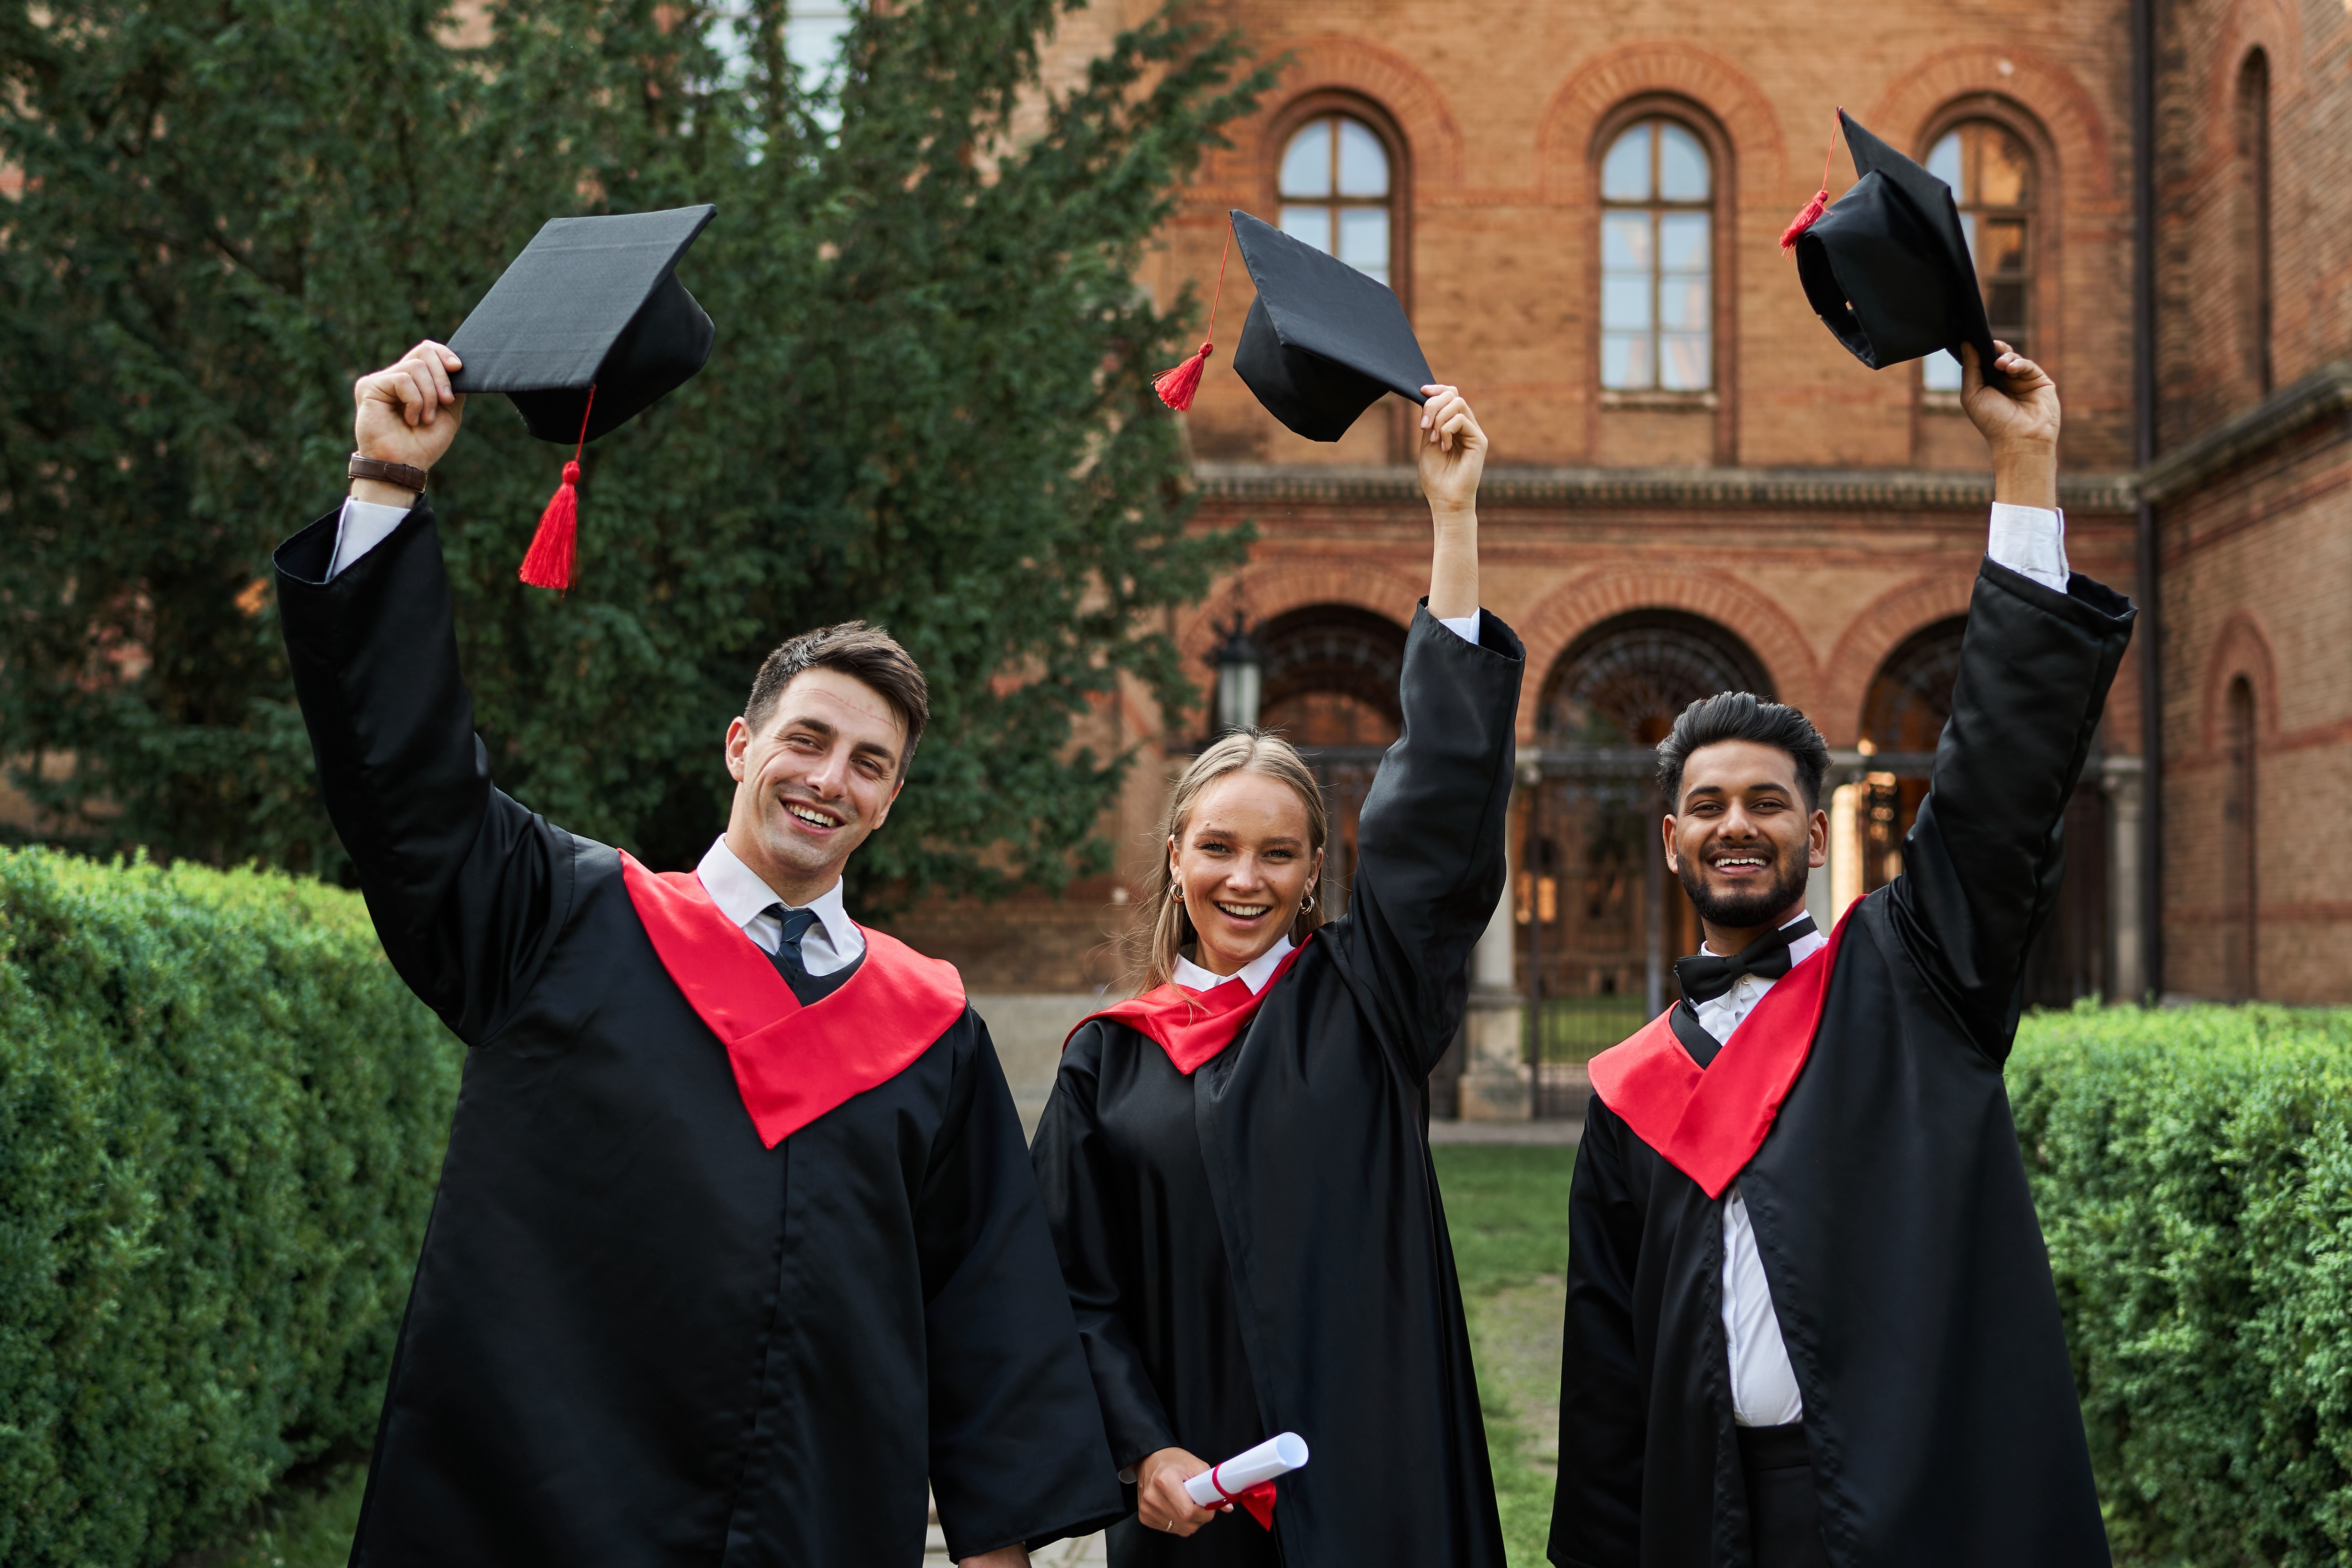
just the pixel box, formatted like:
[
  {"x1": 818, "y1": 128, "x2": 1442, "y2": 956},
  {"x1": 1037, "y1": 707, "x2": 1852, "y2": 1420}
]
[{"x1": 348, "y1": 453, "x2": 429, "y2": 493}]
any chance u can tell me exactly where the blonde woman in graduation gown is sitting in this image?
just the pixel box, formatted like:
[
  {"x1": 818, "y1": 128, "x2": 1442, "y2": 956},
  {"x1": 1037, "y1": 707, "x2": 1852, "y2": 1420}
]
[{"x1": 1031, "y1": 386, "x2": 1520, "y2": 1568}]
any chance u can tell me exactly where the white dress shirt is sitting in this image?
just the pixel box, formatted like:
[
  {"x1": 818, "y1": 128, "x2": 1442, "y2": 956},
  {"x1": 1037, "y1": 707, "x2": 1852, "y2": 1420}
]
[
  {"x1": 695, "y1": 835, "x2": 864, "y2": 978},
  {"x1": 1173, "y1": 933, "x2": 1295, "y2": 995},
  {"x1": 1693, "y1": 915, "x2": 1827, "y2": 1428}
]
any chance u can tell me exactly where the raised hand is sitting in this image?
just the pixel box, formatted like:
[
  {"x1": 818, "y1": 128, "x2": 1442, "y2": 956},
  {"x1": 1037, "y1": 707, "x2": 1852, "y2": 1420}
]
[
  {"x1": 1961, "y1": 340, "x2": 2060, "y2": 510},
  {"x1": 353, "y1": 340, "x2": 467, "y2": 477},
  {"x1": 1416, "y1": 382, "x2": 1487, "y2": 519}
]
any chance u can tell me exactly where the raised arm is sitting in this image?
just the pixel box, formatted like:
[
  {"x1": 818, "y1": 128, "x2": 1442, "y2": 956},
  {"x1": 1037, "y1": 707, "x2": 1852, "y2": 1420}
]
[
  {"x1": 1888, "y1": 344, "x2": 2135, "y2": 1059},
  {"x1": 1327, "y1": 388, "x2": 1524, "y2": 1079},
  {"x1": 273, "y1": 342, "x2": 574, "y2": 1043}
]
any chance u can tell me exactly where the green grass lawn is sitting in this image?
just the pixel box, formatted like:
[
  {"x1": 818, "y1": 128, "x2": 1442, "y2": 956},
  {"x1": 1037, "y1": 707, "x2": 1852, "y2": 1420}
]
[
  {"x1": 1434, "y1": 1143, "x2": 1577, "y2": 1568},
  {"x1": 194, "y1": 1146, "x2": 1576, "y2": 1568}
]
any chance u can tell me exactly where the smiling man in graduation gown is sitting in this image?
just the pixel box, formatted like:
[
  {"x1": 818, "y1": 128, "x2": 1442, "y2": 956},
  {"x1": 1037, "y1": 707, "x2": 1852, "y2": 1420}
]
[
  {"x1": 1549, "y1": 338, "x2": 2132, "y2": 1566},
  {"x1": 272, "y1": 212, "x2": 1122, "y2": 1567}
]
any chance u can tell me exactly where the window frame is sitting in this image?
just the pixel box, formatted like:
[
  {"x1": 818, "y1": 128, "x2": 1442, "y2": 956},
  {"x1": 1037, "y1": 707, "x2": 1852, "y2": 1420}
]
[
  {"x1": 1912, "y1": 97, "x2": 2058, "y2": 418},
  {"x1": 1264, "y1": 93, "x2": 1412, "y2": 309},
  {"x1": 1586, "y1": 95, "x2": 1737, "y2": 460}
]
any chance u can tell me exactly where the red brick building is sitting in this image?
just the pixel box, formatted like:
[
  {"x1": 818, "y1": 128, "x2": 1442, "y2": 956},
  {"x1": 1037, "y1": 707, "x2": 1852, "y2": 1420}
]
[{"x1": 894, "y1": 0, "x2": 2352, "y2": 1121}]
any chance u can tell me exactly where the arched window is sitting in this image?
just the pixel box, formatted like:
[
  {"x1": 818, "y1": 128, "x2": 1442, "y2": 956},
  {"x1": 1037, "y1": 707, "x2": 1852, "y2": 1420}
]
[
  {"x1": 1921, "y1": 121, "x2": 2035, "y2": 390},
  {"x1": 1540, "y1": 611, "x2": 1768, "y2": 747},
  {"x1": 1599, "y1": 119, "x2": 1714, "y2": 391},
  {"x1": 1278, "y1": 114, "x2": 1395, "y2": 286},
  {"x1": 2224, "y1": 675, "x2": 2258, "y2": 998},
  {"x1": 2235, "y1": 50, "x2": 2274, "y2": 396}
]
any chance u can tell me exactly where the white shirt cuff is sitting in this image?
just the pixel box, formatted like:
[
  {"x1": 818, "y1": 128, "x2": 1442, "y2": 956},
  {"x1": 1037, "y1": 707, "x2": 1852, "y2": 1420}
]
[
  {"x1": 1987, "y1": 503, "x2": 2068, "y2": 593},
  {"x1": 327, "y1": 496, "x2": 414, "y2": 580},
  {"x1": 1438, "y1": 611, "x2": 1482, "y2": 645}
]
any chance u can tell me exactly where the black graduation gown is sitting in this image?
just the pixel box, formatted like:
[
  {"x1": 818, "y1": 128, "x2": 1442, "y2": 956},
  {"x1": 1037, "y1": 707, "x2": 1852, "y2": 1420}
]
[
  {"x1": 1549, "y1": 559, "x2": 2133, "y2": 1568},
  {"x1": 273, "y1": 499, "x2": 1123, "y2": 1567},
  {"x1": 1032, "y1": 605, "x2": 1523, "y2": 1568}
]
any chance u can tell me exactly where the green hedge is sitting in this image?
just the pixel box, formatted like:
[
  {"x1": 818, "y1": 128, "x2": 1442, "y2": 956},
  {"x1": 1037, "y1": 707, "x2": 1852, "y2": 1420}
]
[
  {"x1": 2013, "y1": 1003, "x2": 2352, "y2": 1566},
  {"x1": 0, "y1": 848, "x2": 457, "y2": 1568}
]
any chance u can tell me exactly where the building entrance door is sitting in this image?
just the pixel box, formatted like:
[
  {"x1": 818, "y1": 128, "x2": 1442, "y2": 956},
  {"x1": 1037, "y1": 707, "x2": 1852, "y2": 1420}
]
[{"x1": 1524, "y1": 611, "x2": 1771, "y2": 1117}]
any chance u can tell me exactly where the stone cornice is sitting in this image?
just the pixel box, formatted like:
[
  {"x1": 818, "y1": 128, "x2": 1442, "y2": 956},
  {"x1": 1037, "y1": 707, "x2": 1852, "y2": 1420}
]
[
  {"x1": 2138, "y1": 362, "x2": 2352, "y2": 503},
  {"x1": 1192, "y1": 461, "x2": 2139, "y2": 513}
]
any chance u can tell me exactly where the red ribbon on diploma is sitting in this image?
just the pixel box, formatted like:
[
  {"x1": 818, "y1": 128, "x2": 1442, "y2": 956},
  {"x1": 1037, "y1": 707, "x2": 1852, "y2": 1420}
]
[{"x1": 1207, "y1": 1464, "x2": 1280, "y2": 1531}]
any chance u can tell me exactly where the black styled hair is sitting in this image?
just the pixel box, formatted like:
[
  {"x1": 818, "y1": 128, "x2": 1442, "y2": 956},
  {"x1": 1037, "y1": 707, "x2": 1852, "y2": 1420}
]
[
  {"x1": 744, "y1": 621, "x2": 930, "y2": 776},
  {"x1": 1655, "y1": 692, "x2": 1831, "y2": 811}
]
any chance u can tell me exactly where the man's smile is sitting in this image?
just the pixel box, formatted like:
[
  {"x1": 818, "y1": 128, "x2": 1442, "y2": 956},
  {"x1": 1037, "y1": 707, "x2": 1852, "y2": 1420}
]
[{"x1": 782, "y1": 798, "x2": 846, "y2": 832}]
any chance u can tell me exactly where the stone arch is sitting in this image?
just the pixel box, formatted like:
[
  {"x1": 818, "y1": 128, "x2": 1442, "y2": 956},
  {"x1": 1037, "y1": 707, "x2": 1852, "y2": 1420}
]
[
  {"x1": 1864, "y1": 47, "x2": 2114, "y2": 202},
  {"x1": 1536, "y1": 43, "x2": 1788, "y2": 206},
  {"x1": 1196, "y1": 35, "x2": 1465, "y2": 198},
  {"x1": 2201, "y1": 612, "x2": 2280, "y2": 755},
  {"x1": 1515, "y1": 569, "x2": 1821, "y2": 743},
  {"x1": 1819, "y1": 571, "x2": 1979, "y2": 747},
  {"x1": 1177, "y1": 557, "x2": 1430, "y2": 671}
]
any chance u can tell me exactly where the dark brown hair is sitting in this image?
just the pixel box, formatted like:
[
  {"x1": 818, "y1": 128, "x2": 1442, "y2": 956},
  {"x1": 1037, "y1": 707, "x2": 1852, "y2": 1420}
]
[
  {"x1": 1656, "y1": 692, "x2": 1830, "y2": 810},
  {"x1": 743, "y1": 621, "x2": 930, "y2": 774}
]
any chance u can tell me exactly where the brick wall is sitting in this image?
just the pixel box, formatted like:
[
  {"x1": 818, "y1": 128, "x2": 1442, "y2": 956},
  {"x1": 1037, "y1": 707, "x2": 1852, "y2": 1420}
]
[{"x1": 897, "y1": 0, "x2": 2352, "y2": 1006}]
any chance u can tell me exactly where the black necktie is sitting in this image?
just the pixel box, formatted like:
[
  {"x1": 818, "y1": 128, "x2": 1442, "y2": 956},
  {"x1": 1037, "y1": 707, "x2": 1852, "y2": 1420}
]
[
  {"x1": 1672, "y1": 915, "x2": 1818, "y2": 1005},
  {"x1": 762, "y1": 903, "x2": 822, "y2": 987}
]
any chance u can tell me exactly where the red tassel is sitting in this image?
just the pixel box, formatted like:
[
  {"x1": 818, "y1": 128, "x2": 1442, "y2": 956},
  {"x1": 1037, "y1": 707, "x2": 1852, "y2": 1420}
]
[
  {"x1": 518, "y1": 384, "x2": 596, "y2": 592},
  {"x1": 1152, "y1": 343, "x2": 1214, "y2": 411},
  {"x1": 518, "y1": 460, "x2": 580, "y2": 590},
  {"x1": 1778, "y1": 190, "x2": 1828, "y2": 250},
  {"x1": 1151, "y1": 224, "x2": 1233, "y2": 414},
  {"x1": 1780, "y1": 110, "x2": 1844, "y2": 253}
]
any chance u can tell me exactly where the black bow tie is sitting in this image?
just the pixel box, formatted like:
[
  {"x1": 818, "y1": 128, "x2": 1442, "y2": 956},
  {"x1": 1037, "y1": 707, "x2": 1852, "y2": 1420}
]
[{"x1": 1673, "y1": 915, "x2": 1818, "y2": 1005}]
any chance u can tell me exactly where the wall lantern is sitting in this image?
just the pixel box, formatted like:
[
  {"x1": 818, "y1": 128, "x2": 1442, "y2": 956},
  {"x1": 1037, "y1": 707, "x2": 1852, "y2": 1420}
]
[{"x1": 1213, "y1": 612, "x2": 1263, "y2": 735}]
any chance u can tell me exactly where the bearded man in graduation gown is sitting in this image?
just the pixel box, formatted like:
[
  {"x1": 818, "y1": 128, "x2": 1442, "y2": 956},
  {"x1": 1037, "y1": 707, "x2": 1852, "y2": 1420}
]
[
  {"x1": 1549, "y1": 341, "x2": 2132, "y2": 1568},
  {"x1": 273, "y1": 339, "x2": 1125, "y2": 1567}
]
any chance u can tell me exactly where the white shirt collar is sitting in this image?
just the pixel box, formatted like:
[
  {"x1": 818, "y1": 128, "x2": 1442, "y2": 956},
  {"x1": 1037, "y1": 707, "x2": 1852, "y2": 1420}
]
[
  {"x1": 1700, "y1": 910, "x2": 1826, "y2": 963},
  {"x1": 695, "y1": 836, "x2": 858, "y2": 954},
  {"x1": 1173, "y1": 933, "x2": 1295, "y2": 996}
]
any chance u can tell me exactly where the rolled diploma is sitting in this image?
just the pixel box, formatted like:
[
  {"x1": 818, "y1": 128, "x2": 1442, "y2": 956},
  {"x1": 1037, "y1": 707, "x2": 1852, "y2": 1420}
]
[{"x1": 1184, "y1": 1432, "x2": 1310, "y2": 1509}]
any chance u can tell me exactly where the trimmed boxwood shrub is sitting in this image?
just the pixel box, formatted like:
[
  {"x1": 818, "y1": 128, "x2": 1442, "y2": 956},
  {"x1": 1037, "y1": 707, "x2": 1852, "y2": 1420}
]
[
  {"x1": 0, "y1": 847, "x2": 457, "y2": 1568},
  {"x1": 2012, "y1": 1003, "x2": 2352, "y2": 1566}
]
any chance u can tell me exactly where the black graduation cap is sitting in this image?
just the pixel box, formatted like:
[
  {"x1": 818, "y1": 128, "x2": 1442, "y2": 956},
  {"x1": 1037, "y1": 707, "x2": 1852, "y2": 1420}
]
[
  {"x1": 1786, "y1": 111, "x2": 2006, "y2": 390},
  {"x1": 444, "y1": 204, "x2": 716, "y2": 590},
  {"x1": 449, "y1": 204, "x2": 718, "y2": 446},
  {"x1": 1226, "y1": 209, "x2": 1434, "y2": 442}
]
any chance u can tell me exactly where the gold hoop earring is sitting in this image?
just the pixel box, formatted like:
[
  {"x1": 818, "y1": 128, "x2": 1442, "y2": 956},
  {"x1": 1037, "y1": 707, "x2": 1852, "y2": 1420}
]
[
  {"x1": 1300, "y1": 890, "x2": 1316, "y2": 913},
  {"x1": 1170, "y1": 885, "x2": 1184, "y2": 901}
]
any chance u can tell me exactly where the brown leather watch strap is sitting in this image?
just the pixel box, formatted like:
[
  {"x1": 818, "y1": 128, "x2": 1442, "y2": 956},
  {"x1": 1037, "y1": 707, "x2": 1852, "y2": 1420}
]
[{"x1": 348, "y1": 453, "x2": 429, "y2": 493}]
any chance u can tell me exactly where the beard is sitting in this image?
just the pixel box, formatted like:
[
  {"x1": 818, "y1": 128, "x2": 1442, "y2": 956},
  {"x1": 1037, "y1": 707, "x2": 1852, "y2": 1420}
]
[{"x1": 1677, "y1": 847, "x2": 1810, "y2": 931}]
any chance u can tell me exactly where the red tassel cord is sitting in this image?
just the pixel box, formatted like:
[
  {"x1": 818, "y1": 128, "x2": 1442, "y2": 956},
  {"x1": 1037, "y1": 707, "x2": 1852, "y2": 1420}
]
[
  {"x1": 1779, "y1": 111, "x2": 1843, "y2": 252},
  {"x1": 1151, "y1": 225, "x2": 1232, "y2": 413},
  {"x1": 519, "y1": 385, "x2": 596, "y2": 591}
]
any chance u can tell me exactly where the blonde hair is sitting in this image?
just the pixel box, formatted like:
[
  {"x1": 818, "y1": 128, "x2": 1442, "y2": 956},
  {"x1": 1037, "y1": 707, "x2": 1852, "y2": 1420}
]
[{"x1": 1124, "y1": 729, "x2": 1330, "y2": 995}]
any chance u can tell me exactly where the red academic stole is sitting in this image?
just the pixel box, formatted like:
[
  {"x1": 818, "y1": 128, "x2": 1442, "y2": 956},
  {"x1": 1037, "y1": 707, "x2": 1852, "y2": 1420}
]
[
  {"x1": 620, "y1": 852, "x2": 968, "y2": 1148},
  {"x1": 1585, "y1": 910, "x2": 1852, "y2": 1199},
  {"x1": 1065, "y1": 940, "x2": 1310, "y2": 1074}
]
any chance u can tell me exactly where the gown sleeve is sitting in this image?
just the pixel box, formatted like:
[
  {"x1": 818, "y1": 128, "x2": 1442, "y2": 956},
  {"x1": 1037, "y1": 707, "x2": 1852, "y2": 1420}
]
[
  {"x1": 1326, "y1": 602, "x2": 1525, "y2": 1079},
  {"x1": 1549, "y1": 1098, "x2": 1645, "y2": 1568},
  {"x1": 1027, "y1": 1022, "x2": 1181, "y2": 1469},
  {"x1": 919, "y1": 1015, "x2": 1127, "y2": 1558},
  {"x1": 274, "y1": 498, "x2": 575, "y2": 1046},
  {"x1": 1888, "y1": 559, "x2": 2134, "y2": 1061}
]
